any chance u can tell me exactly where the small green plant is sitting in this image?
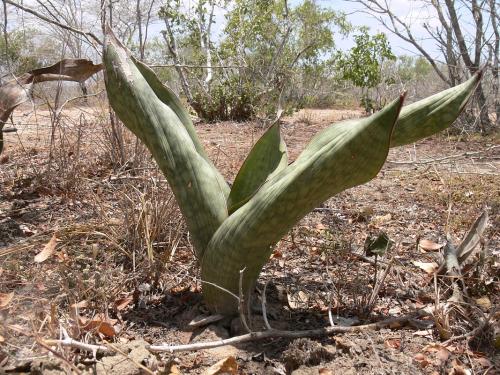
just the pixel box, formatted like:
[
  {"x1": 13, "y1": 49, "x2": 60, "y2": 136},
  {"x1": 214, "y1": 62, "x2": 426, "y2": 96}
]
[{"x1": 103, "y1": 30, "x2": 481, "y2": 315}]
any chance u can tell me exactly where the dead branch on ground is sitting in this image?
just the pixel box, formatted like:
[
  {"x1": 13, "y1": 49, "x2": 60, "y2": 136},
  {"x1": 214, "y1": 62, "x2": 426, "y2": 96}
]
[{"x1": 147, "y1": 313, "x2": 428, "y2": 353}]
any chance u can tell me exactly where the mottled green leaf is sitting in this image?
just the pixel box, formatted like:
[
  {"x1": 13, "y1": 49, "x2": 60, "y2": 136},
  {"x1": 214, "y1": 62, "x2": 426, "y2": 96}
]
[
  {"x1": 227, "y1": 123, "x2": 288, "y2": 214},
  {"x1": 103, "y1": 30, "x2": 228, "y2": 258},
  {"x1": 391, "y1": 72, "x2": 481, "y2": 147},
  {"x1": 202, "y1": 95, "x2": 404, "y2": 314},
  {"x1": 131, "y1": 57, "x2": 210, "y2": 161}
]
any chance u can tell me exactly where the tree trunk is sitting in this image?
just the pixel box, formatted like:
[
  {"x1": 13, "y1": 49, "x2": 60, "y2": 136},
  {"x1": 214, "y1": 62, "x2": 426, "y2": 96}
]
[
  {"x1": 79, "y1": 81, "x2": 88, "y2": 103},
  {"x1": 489, "y1": 0, "x2": 499, "y2": 128},
  {"x1": 445, "y1": 0, "x2": 492, "y2": 131},
  {"x1": 475, "y1": 85, "x2": 492, "y2": 133}
]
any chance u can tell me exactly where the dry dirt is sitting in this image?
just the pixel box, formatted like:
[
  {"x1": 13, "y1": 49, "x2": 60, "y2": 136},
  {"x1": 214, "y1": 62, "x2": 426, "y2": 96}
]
[{"x1": 0, "y1": 102, "x2": 499, "y2": 374}]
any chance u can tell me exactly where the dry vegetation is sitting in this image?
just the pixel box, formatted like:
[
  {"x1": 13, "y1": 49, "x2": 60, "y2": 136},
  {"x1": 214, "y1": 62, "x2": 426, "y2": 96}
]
[{"x1": 0, "y1": 96, "x2": 499, "y2": 374}]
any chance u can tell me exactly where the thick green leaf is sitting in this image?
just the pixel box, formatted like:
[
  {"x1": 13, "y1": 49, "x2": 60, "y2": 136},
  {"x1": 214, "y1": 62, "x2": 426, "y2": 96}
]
[
  {"x1": 202, "y1": 95, "x2": 404, "y2": 314},
  {"x1": 132, "y1": 57, "x2": 230, "y2": 200},
  {"x1": 132, "y1": 58, "x2": 207, "y2": 159},
  {"x1": 391, "y1": 71, "x2": 481, "y2": 147},
  {"x1": 103, "y1": 30, "x2": 228, "y2": 257},
  {"x1": 227, "y1": 123, "x2": 288, "y2": 214}
]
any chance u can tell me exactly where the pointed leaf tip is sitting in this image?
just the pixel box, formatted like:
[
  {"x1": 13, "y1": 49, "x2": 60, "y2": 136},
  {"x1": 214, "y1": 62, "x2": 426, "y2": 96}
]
[
  {"x1": 228, "y1": 123, "x2": 288, "y2": 214},
  {"x1": 391, "y1": 73, "x2": 482, "y2": 147}
]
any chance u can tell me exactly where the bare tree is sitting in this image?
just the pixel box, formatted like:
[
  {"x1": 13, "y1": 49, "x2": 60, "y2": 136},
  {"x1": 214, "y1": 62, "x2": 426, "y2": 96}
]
[
  {"x1": 487, "y1": 0, "x2": 499, "y2": 127},
  {"x1": 32, "y1": 0, "x2": 101, "y2": 97},
  {"x1": 159, "y1": 0, "x2": 221, "y2": 117},
  {"x1": 348, "y1": 0, "x2": 498, "y2": 132}
]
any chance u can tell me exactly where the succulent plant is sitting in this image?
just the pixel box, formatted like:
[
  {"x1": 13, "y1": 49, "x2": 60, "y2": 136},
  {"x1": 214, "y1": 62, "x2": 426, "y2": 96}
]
[{"x1": 103, "y1": 30, "x2": 481, "y2": 315}]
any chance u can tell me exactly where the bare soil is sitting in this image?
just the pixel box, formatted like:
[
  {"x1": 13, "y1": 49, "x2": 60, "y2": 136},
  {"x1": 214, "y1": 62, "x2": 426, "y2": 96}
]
[{"x1": 0, "y1": 103, "x2": 499, "y2": 374}]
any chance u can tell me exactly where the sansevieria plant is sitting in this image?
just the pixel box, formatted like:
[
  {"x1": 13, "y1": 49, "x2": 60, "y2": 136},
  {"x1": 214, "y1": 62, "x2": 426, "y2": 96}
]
[{"x1": 103, "y1": 29, "x2": 482, "y2": 315}]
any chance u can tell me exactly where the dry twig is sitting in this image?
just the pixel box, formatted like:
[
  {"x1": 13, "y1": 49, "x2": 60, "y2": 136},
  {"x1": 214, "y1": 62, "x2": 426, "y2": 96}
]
[
  {"x1": 386, "y1": 145, "x2": 499, "y2": 165},
  {"x1": 147, "y1": 313, "x2": 425, "y2": 353},
  {"x1": 42, "y1": 327, "x2": 111, "y2": 357}
]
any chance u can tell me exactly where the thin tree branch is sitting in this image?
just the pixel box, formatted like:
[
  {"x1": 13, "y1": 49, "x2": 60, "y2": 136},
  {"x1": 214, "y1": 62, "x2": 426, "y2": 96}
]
[
  {"x1": 148, "y1": 63, "x2": 246, "y2": 69},
  {"x1": 3, "y1": 0, "x2": 102, "y2": 46}
]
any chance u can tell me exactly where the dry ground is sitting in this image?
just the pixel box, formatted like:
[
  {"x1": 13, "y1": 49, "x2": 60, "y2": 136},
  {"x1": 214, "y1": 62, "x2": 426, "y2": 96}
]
[{"x1": 0, "y1": 101, "x2": 499, "y2": 374}]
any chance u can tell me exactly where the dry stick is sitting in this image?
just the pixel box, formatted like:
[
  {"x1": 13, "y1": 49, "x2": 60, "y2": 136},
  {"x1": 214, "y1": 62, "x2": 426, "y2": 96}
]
[
  {"x1": 36, "y1": 339, "x2": 83, "y2": 375},
  {"x1": 442, "y1": 307, "x2": 497, "y2": 345},
  {"x1": 386, "y1": 145, "x2": 499, "y2": 165},
  {"x1": 43, "y1": 330, "x2": 152, "y2": 374},
  {"x1": 147, "y1": 313, "x2": 424, "y2": 353},
  {"x1": 366, "y1": 256, "x2": 394, "y2": 314},
  {"x1": 327, "y1": 292, "x2": 335, "y2": 328},
  {"x1": 239, "y1": 267, "x2": 252, "y2": 333},
  {"x1": 55, "y1": 90, "x2": 105, "y2": 119},
  {"x1": 105, "y1": 343, "x2": 155, "y2": 375},
  {"x1": 42, "y1": 327, "x2": 111, "y2": 357},
  {"x1": 188, "y1": 314, "x2": 225, "y2": 329},
  {"x1": 261, "y1": 280, "x2": 272, "y2": 330},
  {"x1": 148, "y1": 63, "x2": 246, "y2": 69},
  {"x1": 452, "y1": 171, "x2": 499, "y2": 176}
]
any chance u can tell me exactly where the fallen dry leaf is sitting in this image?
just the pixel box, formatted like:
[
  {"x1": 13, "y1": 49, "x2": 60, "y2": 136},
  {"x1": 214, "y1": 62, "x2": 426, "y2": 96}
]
[
  {"x1": 34, "y1": 234, "x2": 57, "y2": 263},
  {"x1": 413, "y1": 329, "x2": 433, "y2": 338},
  {"x1": 56, "y1": 250, "x2": 69, "y2": 263},
  {"x1": 80, "y1": 316, "x2": 117, "y2": 338},
  {"x1": 318, "y1": 369, "x2": 334, "y2": 375},
  {"x1": 114, "y1": 295, "x2": 133, "y2": 311},
  {"x1": 202, "y1": 356, "x2": 238, "y2": 375},
  {"x1": 168, "y1": 364, "x2": 182, "y2": 375},
  {"x1": 435, "y1": 347, "x2": 450, "y2": 363},
  {"x1": 412, "y1": 260, "x2": 439, "y2": 274},
  {"x1": 0, "y1": 335, "x2": 4, "y2": 343},
  {"x1": 371, "y1": 213, "x2": 392, "y2": 225},
  {"x1": 287, "y1": 290, "x2": 309, "y2": 309},
  {"x1": 451, "y1": 359, "x2": 470, "y2": 375},
  {"x1": 0, "y1": 292, "x2": 14, "y2": 309},
  {"x1": 475, "y1": 296, "x2": 491, "y2": 309},
  {"x1": 474, "y1": 356, "x2": 492, "y2": 368},
  {"x1": 270, "y1": 249, "x2": 283, "y2": 258},
  {"x1": 315, "y1": 223, "x2": 328, "y2": 230},
  {"x1": 384, "y1": 338, "x2": 401, "y2": 349},
  {"x1": 414, "y1": 353, "x2": 431, "y2": 368},
  {"x1": 419, "y1": 239, "x2": 444, "y2": 252}
]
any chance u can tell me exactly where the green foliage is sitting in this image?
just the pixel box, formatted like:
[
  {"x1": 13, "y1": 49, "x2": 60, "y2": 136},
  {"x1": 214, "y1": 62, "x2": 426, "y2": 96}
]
[
  {"x1": 335, "y1": 28, "x2": 395, "y2": 89},
  {"x1": 104, "y1": 30, "x2": 481, "y2": 315},
  {"x1": 0, "y1": 30, "x2": 42, "y2": 75},
  {"x1": 0, "y1": 30, "x2": 65, "y2": 78},
  {"x1": 364, "y1": 233, "x2": 392, "y2": 257},
  {"x1": 396, "y1": 55, "x2": 433, "y2": 83},
  {"x1": 159, "y1": 0, "x2": 350, "y2": 121},
  {"x1": 192, "y1": 73, "x2": 259, "y2": 121}
]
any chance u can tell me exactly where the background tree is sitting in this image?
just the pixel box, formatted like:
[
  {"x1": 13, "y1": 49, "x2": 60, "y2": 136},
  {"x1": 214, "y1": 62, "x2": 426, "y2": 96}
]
[
  {"x1": 348, "y1": 0, "x2": 498, "y2": 132},
  {"x1": 0, "y1": 30, "x2": 44, "y2": 77},
  {"x1": 159, "y1": 0, "x2": 351, "y2": 121},
  {"x1": 334, "y1": 27, "x2": 395, "y2": 112}
]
